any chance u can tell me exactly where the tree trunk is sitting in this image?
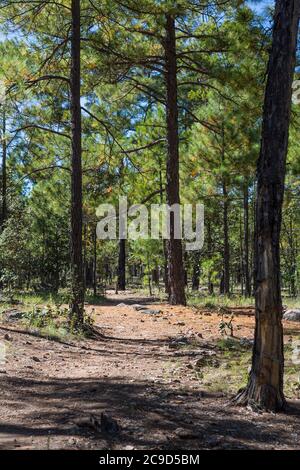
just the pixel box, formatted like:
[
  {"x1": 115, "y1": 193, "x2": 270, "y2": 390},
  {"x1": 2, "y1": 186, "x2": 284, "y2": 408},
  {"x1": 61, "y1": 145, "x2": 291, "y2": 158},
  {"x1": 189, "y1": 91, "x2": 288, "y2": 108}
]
[
  {"x1": 83, "y1": 222, "x2": 87, "y2": 290},
  {"x1": 235, "y1": 0, "x2": 300, "y2": 411},
  {"x1": 243, "y1": 182, "x2": 251, "y2": 297},
  {"x1": 207, "y1": 218, "x2": 214, "y2": 295},
  {"x1": 164, "y1": 14, "x2": 186, "y2": 306},
  {"x1": 283, "y1": 216, "x2": 297, "y2": 296},
  {"x1": 239, "y1": 210, "x2": 244, "y2": 296},
  {"x1": 222, "y1": 178, "x2": 230, "y2": 295},
  {"x1": 117, "y1": 238, "x2": 126, "y2": 291},
  {"x1": 163, "y1": 240, "x2": 169, "y2": 294},
  {"x1": 289, "y1": 218, "x2": 297, "y2": 297},
  {"x1": 1, "y1": 109, "x2": 7, "y2": 227},
  {"x1": 69, "y1": 0, "x2": 84, "y2": 325},
  {"x1": 251, "y1": 185, "x2": 256, "y2": 295},
  {"x1": 93, "y1": 227, "x2": 97, "y2": 296},
  {"x1": 159, "y1": 166, "x2": 169, "y2": 295},
  {"x1": 192, "y1": 251, "x2": 201, "y2": 291}
]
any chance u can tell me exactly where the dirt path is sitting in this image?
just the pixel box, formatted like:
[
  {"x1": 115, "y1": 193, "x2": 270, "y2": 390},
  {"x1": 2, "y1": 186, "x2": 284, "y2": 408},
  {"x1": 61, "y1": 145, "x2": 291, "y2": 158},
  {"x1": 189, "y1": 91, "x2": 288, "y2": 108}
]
[{"x1": 0, "y1": 291, "x2": 300, "y2": 450}]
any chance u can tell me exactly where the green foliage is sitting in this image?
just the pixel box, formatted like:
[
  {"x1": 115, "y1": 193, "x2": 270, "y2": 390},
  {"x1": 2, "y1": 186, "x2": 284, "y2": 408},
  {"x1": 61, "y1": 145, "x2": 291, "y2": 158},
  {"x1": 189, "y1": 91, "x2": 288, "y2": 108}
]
[
  {"x1": 0, "y1": 0, "x2": 299, "y2": 302},
  {"x1": 218, "y1": 313, "x2": 234, "y2": 337},
  {"x1": 24, "y1": 304, "x2": 68, "y2": 329},
  {"x1": 23, "y1": 300, "x2": 95, "y2": 338}
]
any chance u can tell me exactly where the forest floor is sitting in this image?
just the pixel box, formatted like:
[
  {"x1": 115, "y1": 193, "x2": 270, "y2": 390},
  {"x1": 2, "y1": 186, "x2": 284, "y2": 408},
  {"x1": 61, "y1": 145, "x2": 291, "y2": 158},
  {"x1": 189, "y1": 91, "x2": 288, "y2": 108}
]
[{"x1": 0, "y1": 290, "x2": 300, "y2": 450}]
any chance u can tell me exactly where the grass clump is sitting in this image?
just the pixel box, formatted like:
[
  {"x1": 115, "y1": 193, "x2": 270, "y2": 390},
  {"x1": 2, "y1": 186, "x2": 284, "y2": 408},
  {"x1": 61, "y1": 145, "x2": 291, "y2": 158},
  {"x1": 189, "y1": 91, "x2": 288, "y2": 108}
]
[
  {"x1": 0, "y1": 289, "x2": 102, "y2": 340},
  {"x1": 187, "y1": 293, "x2": 254, "y2": 311},
  {"x1": 196, "y1": 337, "x2": 300, "y2": 399},
  {"x1": 23, "y1": 302, "x2": 96, "y2": 340}
]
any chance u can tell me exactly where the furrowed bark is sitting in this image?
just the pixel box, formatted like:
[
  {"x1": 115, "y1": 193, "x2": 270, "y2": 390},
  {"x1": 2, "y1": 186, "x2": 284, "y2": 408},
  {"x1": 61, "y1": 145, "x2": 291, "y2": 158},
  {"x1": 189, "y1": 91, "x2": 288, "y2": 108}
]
[
  {"x1": 69, "y1": 0, "x2": 84, "y2": 326},
  {"x1": 234, "y1": 0, "x2": 300, "y2": 411},
  {"x1": 164, "y1": 14, "x2": 186, "y2": 306}
]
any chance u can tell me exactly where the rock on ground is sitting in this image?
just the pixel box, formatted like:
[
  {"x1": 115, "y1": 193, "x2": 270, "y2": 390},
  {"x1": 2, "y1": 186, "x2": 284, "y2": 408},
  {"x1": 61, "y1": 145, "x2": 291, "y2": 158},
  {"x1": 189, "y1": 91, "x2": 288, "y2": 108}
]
[{"x1": 283, "y1": 309, "x2": 300, "y2": 322}]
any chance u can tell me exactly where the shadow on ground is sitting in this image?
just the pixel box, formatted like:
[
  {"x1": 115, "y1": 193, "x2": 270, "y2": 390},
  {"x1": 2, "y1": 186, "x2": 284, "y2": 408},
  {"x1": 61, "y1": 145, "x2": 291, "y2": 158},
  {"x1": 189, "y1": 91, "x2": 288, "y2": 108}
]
[{"x1": 1, "y1": 374, "x2": 299, "y2": 450}]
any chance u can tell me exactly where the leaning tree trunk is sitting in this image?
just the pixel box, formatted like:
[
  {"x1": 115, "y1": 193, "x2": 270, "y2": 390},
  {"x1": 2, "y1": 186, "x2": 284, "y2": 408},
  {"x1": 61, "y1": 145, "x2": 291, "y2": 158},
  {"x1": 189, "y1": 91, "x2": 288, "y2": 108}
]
[
  {"x1": 69, "y1": 0, "x2": 84, "y2": 326},
  {"x1": 117, "y1": 238, "x2": 126, "y2": 291},
  {"x1": 235, "y1": 0, "x2": 300, "y2": 411},
  {"x1": 164, "y1": 14, "x2": 186, "y2": 306}
]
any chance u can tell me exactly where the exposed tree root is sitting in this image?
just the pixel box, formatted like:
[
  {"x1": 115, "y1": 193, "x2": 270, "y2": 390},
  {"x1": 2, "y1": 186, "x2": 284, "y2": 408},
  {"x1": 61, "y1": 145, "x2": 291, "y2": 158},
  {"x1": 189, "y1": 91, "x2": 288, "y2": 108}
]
[{"x1": 233, "y1": 381, "x2": 287, "y2": 413}]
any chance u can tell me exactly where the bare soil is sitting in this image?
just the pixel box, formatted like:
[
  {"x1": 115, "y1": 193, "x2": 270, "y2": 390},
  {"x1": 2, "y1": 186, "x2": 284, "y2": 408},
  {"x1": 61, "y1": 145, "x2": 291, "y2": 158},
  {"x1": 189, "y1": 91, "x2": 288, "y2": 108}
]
[{"x1": 0, "y1": 290, "x2": 300, "y2": 450}]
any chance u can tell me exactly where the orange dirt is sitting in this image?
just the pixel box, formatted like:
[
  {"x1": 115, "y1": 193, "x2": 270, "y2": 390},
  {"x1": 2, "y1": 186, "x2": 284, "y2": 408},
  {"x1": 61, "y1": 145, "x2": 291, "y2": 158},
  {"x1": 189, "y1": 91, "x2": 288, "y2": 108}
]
[{"x1": 0, "y1": 290, "x2": 299, "y2": 450}]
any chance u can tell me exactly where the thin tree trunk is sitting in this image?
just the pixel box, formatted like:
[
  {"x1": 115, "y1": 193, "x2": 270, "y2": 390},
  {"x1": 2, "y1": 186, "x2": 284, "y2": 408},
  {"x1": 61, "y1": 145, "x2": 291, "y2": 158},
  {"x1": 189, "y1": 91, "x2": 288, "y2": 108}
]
[
  {"x1": 163, "y1": 240, "x2": 169, "y2": 294},
  {"x1": 1, "y1": 109, "x2": 7, "y2": 227},
  {"x1": 164, "y1": 14, "x2": 186, "y2": 306},
  {"x1": 69, "y1": 0, "x2": 84, "y2": 325},
  {"x1": 251, "y1": 184, "x2": 256, "y2": 295},
  {"x1": 290, "y1": 218, "x2": 297, "y2": 296},
  {"x1": 192, "y1": 251, "x2": 201, "y2": 291},
  {"x1": 117, "y1": 238, "x2": 126, "y2": 290},
  {"x1": 235, "y1": 0, "x2": 300, "y2": 411},
  {"x1": 222, "y1": 178, "x2": 230, "y2": 295},
  {"x1": 83, "y1": 222, "x2": 87, "y2": 290},
  {"x1": 239, "y1": 211, "x2": 244, "y2": 296},
  {"x1": 243, "y1": 182, "x2": 251, "y2": 297},
  {"x1": 93, "y1": 227, "x2": 97, "y2": 296},
  {"x1": 284, "y1": 216, "x2": 297, "y2": 296},
  {"x1": 159, "y1": 165, "x2": 169, "y2": 294},
  {"x1": 147, "y1": 257, "x2": 152, "y2": 297},
  {"x1": 207, "y1": 218, "x2": 214, "y2": 295}
]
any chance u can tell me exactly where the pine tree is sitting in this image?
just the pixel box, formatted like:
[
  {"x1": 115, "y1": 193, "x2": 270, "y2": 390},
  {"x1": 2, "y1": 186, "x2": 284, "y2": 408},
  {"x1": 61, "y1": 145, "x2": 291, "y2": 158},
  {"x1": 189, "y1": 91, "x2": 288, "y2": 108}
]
[{"x1": 235, "y1": 0, "x2": 300, "y2": 411}]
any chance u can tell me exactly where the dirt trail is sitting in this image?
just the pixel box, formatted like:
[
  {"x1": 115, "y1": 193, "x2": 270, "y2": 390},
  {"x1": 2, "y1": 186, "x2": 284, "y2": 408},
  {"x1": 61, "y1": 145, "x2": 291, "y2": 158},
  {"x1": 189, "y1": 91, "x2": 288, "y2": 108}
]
[{"x1": 0, "y1": 290, "x2": 299, "y2": 450}]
